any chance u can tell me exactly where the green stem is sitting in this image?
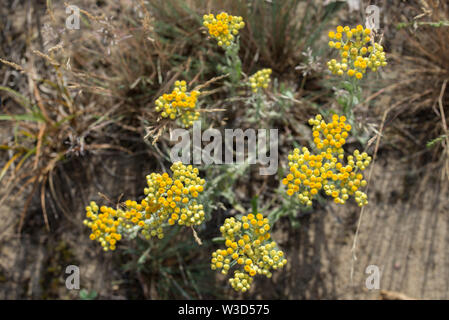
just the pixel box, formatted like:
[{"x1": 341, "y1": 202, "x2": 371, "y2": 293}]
[
  {"x1": 224, "y1": 39, "x2": 242, "y2": 94},
  {"x1": 255, "y1": 92, "x2": 262, "y2": 124},
  {"x1": 343, "y1": 77, "x2": 361, "y2": 138}
]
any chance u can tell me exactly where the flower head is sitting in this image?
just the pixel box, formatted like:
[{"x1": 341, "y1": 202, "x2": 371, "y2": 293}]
[
  {"x1": 144, "y1": 162, "x2": 206, "y2": 232},
  {"x1": 83, "y1": 202, "x2": 122, "y2": 251},
  {"x1": 155, "y1": 80, "x2": 200, "y2": 128},
  {"x1": 211, "y1": 213, "x2": 287, "y2": 293},
  {"x1": 327, "y1": 25, "x2": 387, "y2": 79},
  {"x1": 203, "y1": 12, "x2": 245, "y2": 48},
  {"x1": 84, "y1": 162, "x2": 206, "y2": 250},
  {"x1": 283, "y1": 114, "x2": 371, "y2": 207},
  {"x1": 248, "y1": 68, "x2": 272, "y2": 93}
]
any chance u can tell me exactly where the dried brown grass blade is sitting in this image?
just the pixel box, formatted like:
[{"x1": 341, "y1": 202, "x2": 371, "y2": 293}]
[
  {"x1": 40, "y1": 176, "x2": 50, "y2": 231},
  {"x1": 34, "y1": 124, "x2": 47, "y2": 170},
  {"x1": 437, "y1": 79, "x2": 449, "y2": 180},
  {"x1": 191, "y1": 226, "x2": 202, "y2": 246}
]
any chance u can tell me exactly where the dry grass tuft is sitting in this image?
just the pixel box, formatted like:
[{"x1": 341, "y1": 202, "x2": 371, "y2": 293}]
[{"x1": 383, "y1": 0, "x2": 449, "y2": 181}]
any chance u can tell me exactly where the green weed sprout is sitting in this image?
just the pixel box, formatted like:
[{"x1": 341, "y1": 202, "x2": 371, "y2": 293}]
[{"x1": 83, "y1": 162, "x2": 206, "y2": 251}]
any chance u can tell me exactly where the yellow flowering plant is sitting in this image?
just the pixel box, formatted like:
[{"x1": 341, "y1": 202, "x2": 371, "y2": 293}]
[
  {"x1": 282, "y1": 114, "x2": 371, "y2": 207},
  {"x1": 154, "y1": 80, "x2": 201, "y2": 128},
  {"x1": 327, "y1": 25, "x2": 387, "y2": 80},
  {"x1": 83, "y1": 162, "x2": 206, "y2": 251},
  {"x1": 203, "y1": 12, "x2": 245, "y2": 91},
  {"x1": 327, "y1": 24, "x2": 387, "y2": 139},
  {"x1": 244, "y1": 68, "x2": 273, "y2": 125},
  {"x1": 211, "y1": 213, "x2": 287, "y2": 293},
  {"x1": 248, "y1": 68, "x2": 272, "y2": 93},
  {"x1": 203, "y1": 12, "x2": 245, "y2": 49},
  {"x1": 79, "y1": 12, "x2": 383, "y2": 297}
]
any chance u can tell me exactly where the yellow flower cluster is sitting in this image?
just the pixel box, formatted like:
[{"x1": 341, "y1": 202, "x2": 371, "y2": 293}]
[
  {"x1": 211, "y1": 213, "x2": 287, "y2": 293},
  {"x1": 83, "y1": 162, "x2": 206, "y2": 251},
  {"x1": 84, "y1": 202, "x2": 122, "y2": 251},
  {"x1": 327, "y1": 25, "x2": 387, "y2": 79},
  {"x1": 121, "y1": 199, "x2": 158, "y2": 238},
  {"x1": 144, "y1": 162, "x2": 206, "y2": 230},
  {"x1": 283, "y1": 114, "x2": 371, "y2": 207},
  {"x1": 155, "y1": 80, "x2": 200, "y2": 128},
  {"x1": 203, "y1": 12, "x2": 245, "y2": 48},
  {"x1": 248, "y1": 68, "x2": 272, "y2": 93}
]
